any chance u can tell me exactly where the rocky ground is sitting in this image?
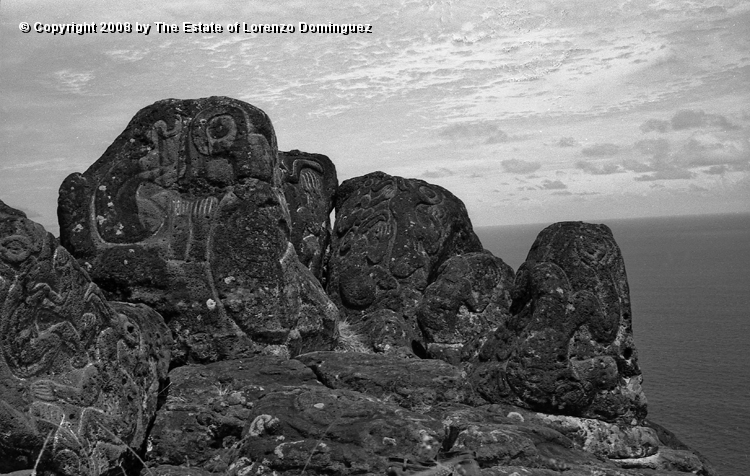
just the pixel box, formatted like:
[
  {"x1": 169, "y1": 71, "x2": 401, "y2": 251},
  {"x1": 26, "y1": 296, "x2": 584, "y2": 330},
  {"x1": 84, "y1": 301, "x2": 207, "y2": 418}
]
[{"x1": 0, "y1": 97, "x2": 716, "y2": 476}]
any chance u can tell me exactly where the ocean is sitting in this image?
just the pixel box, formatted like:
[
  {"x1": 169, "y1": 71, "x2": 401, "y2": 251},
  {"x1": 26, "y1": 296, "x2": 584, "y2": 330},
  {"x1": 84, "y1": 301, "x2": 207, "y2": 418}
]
[{"x1": 475, "y1": 213, "x2": 750, "y2": 476}]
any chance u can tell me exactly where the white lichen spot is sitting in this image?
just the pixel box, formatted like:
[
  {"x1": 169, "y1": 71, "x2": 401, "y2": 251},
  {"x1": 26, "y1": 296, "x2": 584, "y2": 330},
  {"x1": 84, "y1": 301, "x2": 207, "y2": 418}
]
[
  {"x1": 224, "y1": 276, "x2": 236, "y2": 284},
  {"x1": 98, "y1": 185, "x2": 107, "y2": 192},
  {"x1": 107, "y1": 201, "x2": 114, "y2": 208},
  {"x1": 556, "y1": 287, "x2": 565, "y2": 295},
  {"x1": 129, "y1": 248, "x2": 135, "y2": 254},
  {"x1": 313, "y1": 403, "x2": 325, "y2": 409},
  {"x1": 124, "y1": 260, "x2": 128, "y2": 265},
  {"x1": 96, "y1": 215, "x2": 105, "y2": 225},
  {"x1": 206, "y1": 299, "x2": 217, "y2": 310},
  {"x1": 288, "y1": 329, "x2": 301, "y2": 340},
  {"x1": 383, "y1": 437, "x2": 397, "y2": 446},
  {"x1": 129, "y1": 138, "x2": 135, "y2": 143},
  {"x1": 275, "y1": 435, "x2": 285, "y2": 441},
  {"x1": 248, "y1": 414, "x2": 279, "y2": 437},
  {"x1": 506, "y1": 411, "x2": 524, "y2": 422},
  {"x1": 72, "y1": 224, "x2": 83, "y2": 233}
]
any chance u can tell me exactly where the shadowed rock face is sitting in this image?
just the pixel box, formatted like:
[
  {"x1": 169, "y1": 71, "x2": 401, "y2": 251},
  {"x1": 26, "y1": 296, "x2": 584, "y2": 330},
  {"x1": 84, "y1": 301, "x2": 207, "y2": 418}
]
[
  {"x1": 327, "y1": 171, "x2": 485, "y2": 355},
  {"x1": 0, "y1": 200, "x2": 170, "y2": 476},
  {"x1": 57, "y1": 97, "x2": 338, "y2": 364},
  {"x1": 280, "y1": 150, "x2": 337, "y2": 284},
  {"x1": 471, "y1": 222, "x2": 647, "y2": 423}
]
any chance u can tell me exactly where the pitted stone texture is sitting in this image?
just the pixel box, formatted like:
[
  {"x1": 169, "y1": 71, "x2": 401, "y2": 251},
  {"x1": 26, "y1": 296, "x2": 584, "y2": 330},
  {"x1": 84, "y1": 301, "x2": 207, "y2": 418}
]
[
  {"x1": 58, "y1": 97, "x2": 338, "y2": 364},
  {"x1": 145, "y1": 356, "x2": 320, "y2": 472},
  {"x1": 296, "y1": 351, "x2": 486, "y2": 410},
  {"x1": 416, "y1": 251, "x2": 514, "y2": 365},
  {"x1": 145, "y1": 355, "x2": 445, "y2": 475},
  {"x1": 0, "y1": 200, "x2": 170, "y2": 476},
  {"x1": 280, "y1": 150, "x2": 337, "y2": 284},
  {"x1": 327, "y1": 172, "x2": 484, "y2": 355},
  {"x1": 471, "y1": 222, "x2": 647, "y2": 423}
]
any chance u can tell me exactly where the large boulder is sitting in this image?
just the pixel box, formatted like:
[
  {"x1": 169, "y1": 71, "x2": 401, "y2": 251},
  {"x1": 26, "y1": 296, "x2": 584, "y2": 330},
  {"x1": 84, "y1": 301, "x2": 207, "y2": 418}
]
[
  {"x1": 327, "y1": 172, "x2": 486, "y2": 356},
  {"x1": 144, "y1": 355, "x2": 445, "y2": 475},
  {"x1": 416, "y1": 251, "x2": 515, "y2": 365},
  {"x1": 280, "y1": 149, "x2": 337, "y2": 284},
  {"x1": 0, "y1": 200, "x2": 170, "y2": 475},
  {"x1": 470, "y1": 222, "x2": 647, "y2": 423},
  {"x1": 58, "y1": 97, "x2": 338, "y2": 364}
]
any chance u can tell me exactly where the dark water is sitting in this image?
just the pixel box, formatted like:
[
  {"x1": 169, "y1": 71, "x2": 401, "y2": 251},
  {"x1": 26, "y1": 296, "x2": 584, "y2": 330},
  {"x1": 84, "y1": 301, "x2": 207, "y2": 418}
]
[{"x1": 476, "y1": 213, "x2": 750, "y2": 476}]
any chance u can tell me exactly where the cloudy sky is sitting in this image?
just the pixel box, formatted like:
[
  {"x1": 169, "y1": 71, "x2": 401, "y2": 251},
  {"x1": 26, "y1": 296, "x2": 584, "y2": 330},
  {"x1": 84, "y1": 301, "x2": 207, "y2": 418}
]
[{"x1": 1, "y1": 0, "x2": 748, "y2": 235}]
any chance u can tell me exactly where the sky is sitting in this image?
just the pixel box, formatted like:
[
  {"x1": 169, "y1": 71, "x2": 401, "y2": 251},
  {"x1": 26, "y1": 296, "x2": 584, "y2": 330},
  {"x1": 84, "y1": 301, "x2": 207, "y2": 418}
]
[{"x1": 1, "y1": 0, "x2": 749, "y2": 235}]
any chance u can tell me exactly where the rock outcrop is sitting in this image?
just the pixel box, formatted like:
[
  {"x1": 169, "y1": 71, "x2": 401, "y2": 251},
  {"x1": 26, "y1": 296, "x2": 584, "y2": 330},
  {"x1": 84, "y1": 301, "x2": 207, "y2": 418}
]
[
  {"x1": 57, "y1": 97, "x2": 338, "y2": 364},
  {"x1": 280, "y1": 149, "x2": 337, "y2": 284},
  {"x1": 140, "y1": 353, "x2": 714, "y2": 476},
  {"x1": 327, "y1": 172, "x2": 504, "y2": 358},
  {"x1": 0, "y1": 96, "x2": 716, "y2": 476},
  {"x1": 470, "y1": 222, "x2": 647, "y2": 423},
  {"x1": 0, "y1": 200, "x2": 170, "y2": 475}
]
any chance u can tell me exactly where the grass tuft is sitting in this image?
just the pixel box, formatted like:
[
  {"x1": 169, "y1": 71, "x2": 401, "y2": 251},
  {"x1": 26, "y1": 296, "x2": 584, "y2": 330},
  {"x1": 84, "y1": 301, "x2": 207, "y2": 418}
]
[{"x1": 334, "y1": 319, "x2": 371, "y2": 353}]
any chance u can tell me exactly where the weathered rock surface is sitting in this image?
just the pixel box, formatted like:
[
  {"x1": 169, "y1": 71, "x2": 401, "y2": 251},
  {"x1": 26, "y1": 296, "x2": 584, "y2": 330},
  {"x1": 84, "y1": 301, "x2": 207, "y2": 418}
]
[
  {"x1": 58, "y1": 97, "x2": 338, "y2": 364},
  {"x1": 416, "y1": 251, "x2": 515, "y2": 365},
  {"x1": 1, "y1": 96, "x2": 716, "y2": 476},
  {"x1": 327, "y1": 171, "x2": 488, "y2": 356},
  {"x1": 140, "y1": 352, "x2": 713, "y2": 476},
  {"x1": 470, "y1": 222, "x2": 647, "y2": 424},
  {"x1": 280, "y1": 149, "x2": 337, "y2": 284},
  {"x1": 0, "y1": 200, "x2": 170, "y2": 476},
  {"x1": 144, "y1": 355, "x2": 445, "y2": 475},
  {"x1": 296, "y1": 351, "x2": 485, "y2": 410}
]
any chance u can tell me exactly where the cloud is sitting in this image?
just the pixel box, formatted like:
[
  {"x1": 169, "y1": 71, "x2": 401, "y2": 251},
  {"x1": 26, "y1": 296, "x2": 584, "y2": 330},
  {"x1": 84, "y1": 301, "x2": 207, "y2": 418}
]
[
  {"x1": 581, "y1": 143, "x2": 620, "y2": 157},
  {"x1": 439, "y1": 122, "x2": 514, "y2": 144},
  {"x1": 622, "y1": 159, "x2": 654, "y2": 173},
  {"x1": 558, "y1": 137, "x2": 578, "y2": 147},
  {"x1": 576, "y1": 160, "x2": 620, "y2": 175},
  {"x1": 501, "y1": 159, "x2": 541, "y2": 174},
  {"x1": 640, "y1": 119, "x2": 670, "y2": 133},
  {"x1": 485, "y1": 130, "x2": 510, "y2": 144},
  {"x1": 634, "y1": 138, "x2": 670, "y2": 158},
  {"x1": 440, "y1": 122, "x2": 497, "y2": 140},
  {"x1": 421, "y1": 167, "x2": 454, "y2": 178},
  {"x1": 634, "y1": 169, "x2": 694, "y2": 181},
  {"x1": 703, "y1": 165, "x2": 728, "y2": 175},
  {"x1": 671, "y1": 109, "x2": 709, "y2": 130},
  {"x1": 680, "y1": 136, "x2": 750, "y2": 167},
  {"x1": 671, "y1": 109, "x2": 739, "y2": 130},
  {"x1": 541, "y1": 180, "x2": 567, "y2": 190},
  {"x1": 52, "y1": 69, "x2": 94, "y2": 94}
]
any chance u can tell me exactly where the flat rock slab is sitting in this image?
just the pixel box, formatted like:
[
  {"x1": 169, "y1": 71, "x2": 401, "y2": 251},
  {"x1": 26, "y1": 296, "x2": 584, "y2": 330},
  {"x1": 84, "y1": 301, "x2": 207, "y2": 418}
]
[
  {"x1": 145, "y1": 356, "x2": 320, "y2": 471},
  {"x1": 295, "y1": 351, "x2": 486, "y2": 410},
  {"x1": 145, "y1": 355, "x2": 445, "y2": 474}
]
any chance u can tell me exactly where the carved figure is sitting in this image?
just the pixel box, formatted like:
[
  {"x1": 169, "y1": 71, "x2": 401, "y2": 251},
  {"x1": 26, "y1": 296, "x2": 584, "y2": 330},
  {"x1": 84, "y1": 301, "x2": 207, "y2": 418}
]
[
  {"x1": 327, "y1": 172, "x2": 484, "y2": 354},
  {"x1": 0, "y1": 200, "x2": 170, "y2": 475},
  {"x1": 280, "y1": 150, "x2": 337, "y2": 284},
  {"x1": 58, "y1": 97, "x2": 337, "y2": 364},
  {"x1": 470, "y1": 222, "x2": 647, "y2": 423}
]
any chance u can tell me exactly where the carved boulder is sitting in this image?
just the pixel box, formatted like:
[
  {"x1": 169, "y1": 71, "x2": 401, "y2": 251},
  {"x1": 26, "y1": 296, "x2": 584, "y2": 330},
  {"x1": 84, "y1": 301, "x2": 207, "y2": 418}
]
[
  {"x1": 58, "y1": 97, "x2": 338, "y2": 364},
  {"x1": 0, "y1": 200, "x2": 171, "y2": 475},
  {"x1": 470, "y1": 222, "x2": 647, "y2": 423},
  {"x1": 327, "y1": 172, "x2": 486, "y2": 356},
  {"x1": 280, "y1": 149, "x2": 337, "y2": 284}
]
